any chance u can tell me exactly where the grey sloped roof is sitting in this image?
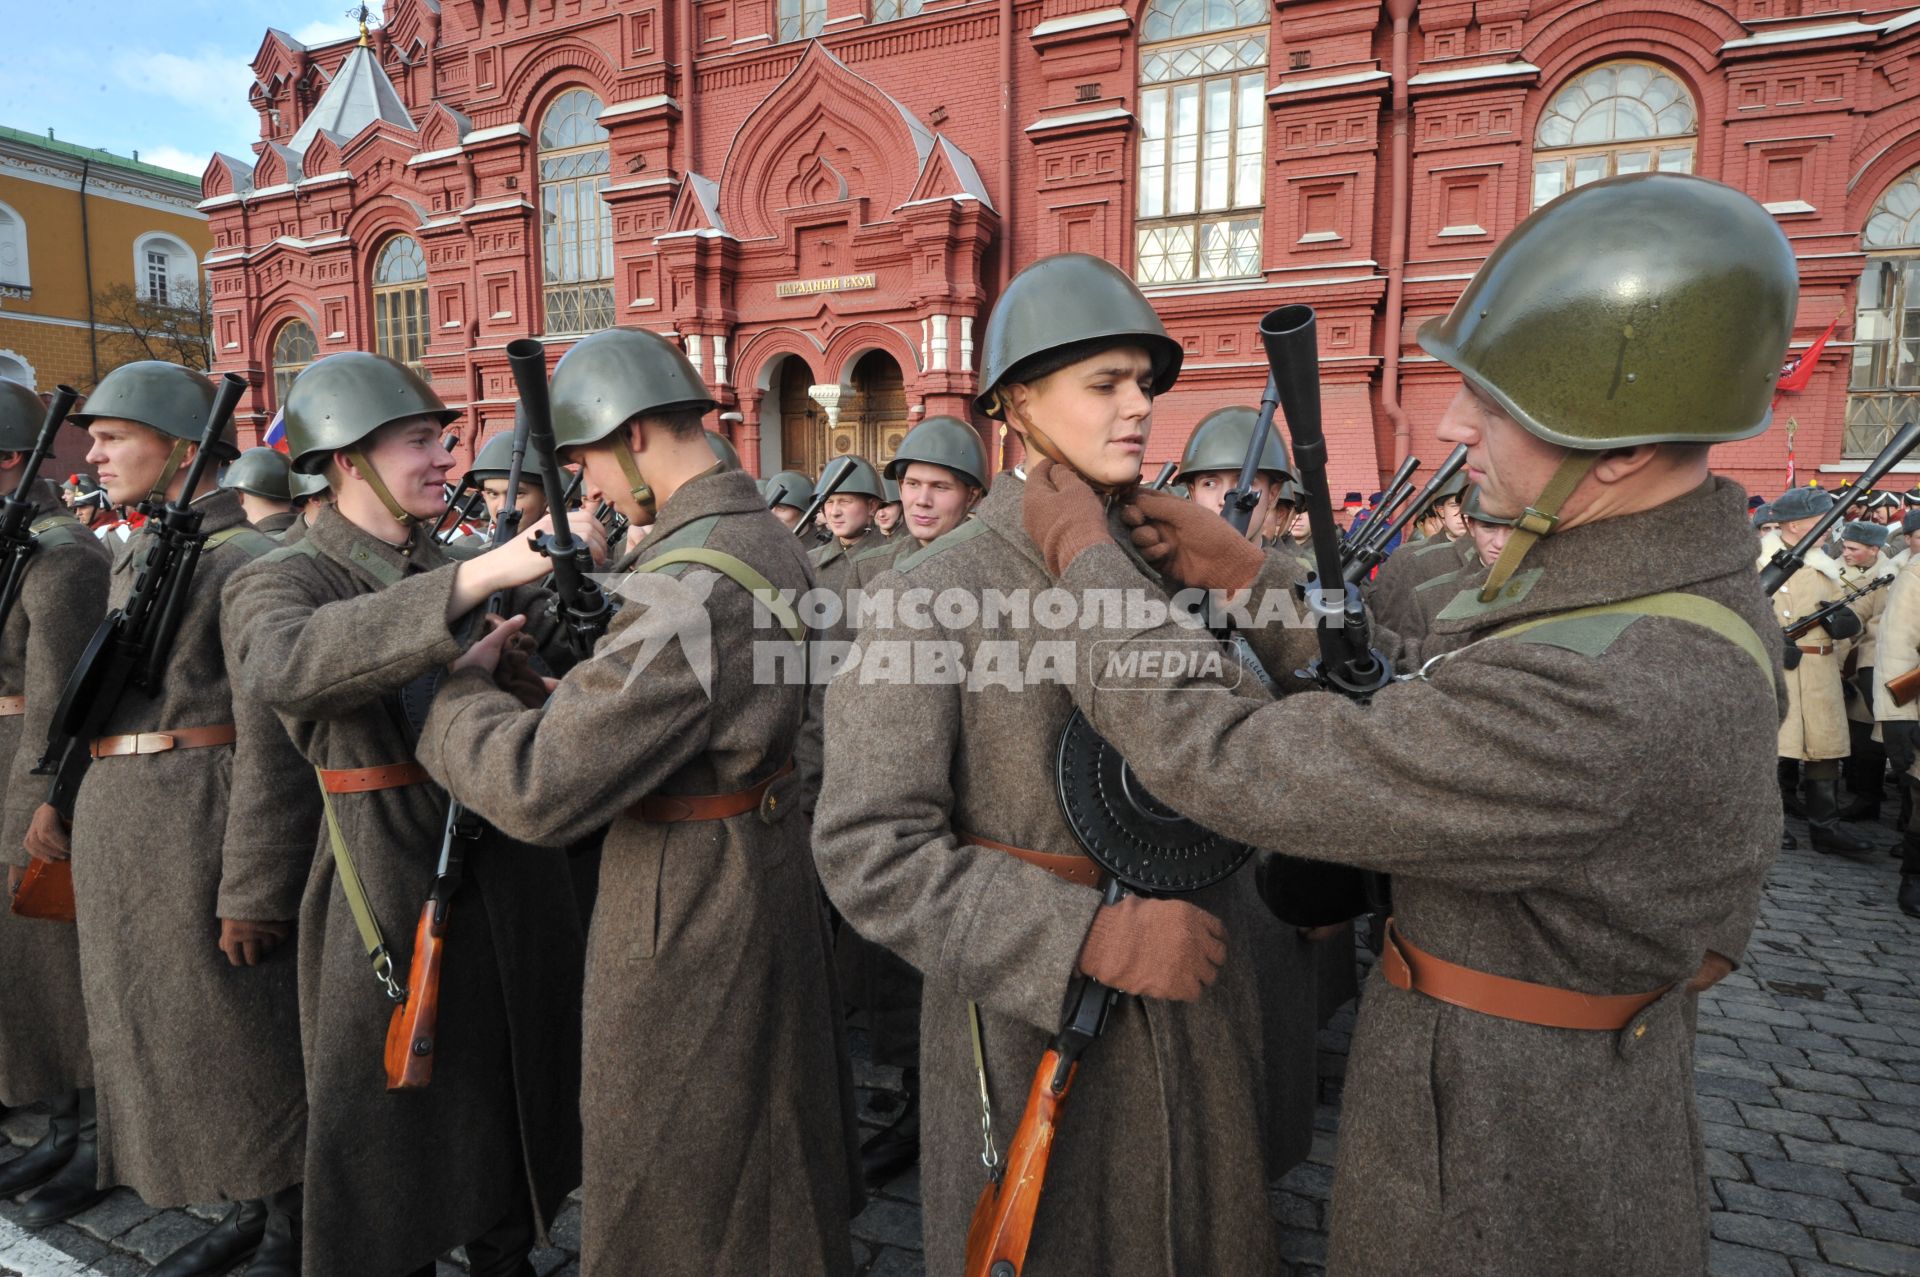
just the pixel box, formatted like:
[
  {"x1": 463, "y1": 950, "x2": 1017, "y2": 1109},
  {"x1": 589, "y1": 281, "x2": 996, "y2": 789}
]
[
  {"x1": 211, "y1": 153, "x2": 257, "y2": 196},
  {"x1": 288, "y1": 42, "x2": 415, "y2": 154}
]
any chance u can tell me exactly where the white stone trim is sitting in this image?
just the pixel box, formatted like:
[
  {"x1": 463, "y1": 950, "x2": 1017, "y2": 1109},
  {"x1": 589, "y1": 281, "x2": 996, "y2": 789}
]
[
  {"x1": 597, "y1": 95, "x2": 681, "y2": 122},
  {"x1": 459, "y1": 198, "x2": 534, "y2": 216},
  {"x1": 132, "y1": 230, "x2": 198, "y2": 302},
  {"x1": 1722, "y1": 19, "x2": 1877, "y2": 49},
  {"x1": 297, "y1": 170, "x2": 352, "y2": 187},
  {"x1": 1267, "y1": 69, "x2": 1390, "y2": 97},
  {"x1": 461, "y1": 124, "x2": 531, "y2": 145},
  {"x1": 1024, "y1": 107, "x2": 1133, "y2": 134},
  {"x1": 0, "y1": 198, "x2": 27, "y2": 291},
  {"x1": 1031, "y1": 7, "x2": 1129, "y2": 36},
  {"x1": 407, "y1": 145, "x2": 465, "y2": 166},
  {"x1": 1407, "y1": 61, "x2": 1540, "y2": 86},
  {"x1": 0, "y1": 348, "x2": 36, "y2": 389},
  {"x1": 1765, "y1": 199, "x2": 1818, "y2": 215}
]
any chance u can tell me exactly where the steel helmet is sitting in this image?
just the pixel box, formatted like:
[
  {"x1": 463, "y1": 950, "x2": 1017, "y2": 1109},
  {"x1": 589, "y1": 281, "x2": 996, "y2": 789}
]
[
  {"x1": 70, "y1": 361, "x2": 233, "y2": 457},
  {"x1": 764, "y1": 470, "x2": 813, "y2": 511},
  {"x1": 220, "y1": 446, "x2": 294, "y2": 500},
  {"x1": 817, "y1": 455, "x2": 884, "y2": 501},
  {"x1": 885, "y1": 416, "x2": 989, "y2": 490},
  {"x1": 1174, "y1": 407, "x2": 1292, "y2": 484},
  {"x1": 706, "y1": 430, "x2": 742, "y2": 470},
  {"x1": 548, "y1": 328, "x2": 717, "y2": 451},
  {"x1": 0, "y1": 379, "x2": 42, "y2": 453},
  {"x1": 282, "y1": 352, "x2": 458, "y2": 475}
]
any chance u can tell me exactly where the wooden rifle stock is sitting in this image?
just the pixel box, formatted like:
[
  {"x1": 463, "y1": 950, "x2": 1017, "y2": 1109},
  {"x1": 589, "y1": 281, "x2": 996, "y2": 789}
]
[
  {"x1": 963, "y1": 1049, "x2": 1078, "y2": 1277},
  {"x1": 10, "y1": 858, "x2": 75, "y2": 923},
  {"x1": 1888, "y1": 664, "x2": 1920, "y2": 708},
  {"x1": 385, "y1": 892, "x2": 449, "y2": 1089}
]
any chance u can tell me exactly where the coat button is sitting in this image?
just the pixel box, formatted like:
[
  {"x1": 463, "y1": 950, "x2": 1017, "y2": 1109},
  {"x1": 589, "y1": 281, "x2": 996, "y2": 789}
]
[{"x1": 1634, "y1": 1024, "x2": 1647, "y2": 1039}]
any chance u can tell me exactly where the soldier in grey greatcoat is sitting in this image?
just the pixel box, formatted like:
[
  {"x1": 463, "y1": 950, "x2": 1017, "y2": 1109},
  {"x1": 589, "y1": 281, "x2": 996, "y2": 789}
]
[
  {"x1": 0, "y1": 379, "x2": 111, "y2": 1216},
  {"x1": 222, "y1": 446, "x2": 300, "y2": 537},
  {"x1": 1018, "y1": 173, "x2": 1794, "y2": 1277},
  {"x1": 414, "y1": 329, "x2": 862, "y2": 1277},
  {"x1": 815, "y1": 255, "x2": 1296, "y2": 1277},
  {"x1": 223, "y1": 353, "x2": 591, "y2": 1277},
  {"x1": 21, "y1": 363, "x2": 310, "y2": 1277}
]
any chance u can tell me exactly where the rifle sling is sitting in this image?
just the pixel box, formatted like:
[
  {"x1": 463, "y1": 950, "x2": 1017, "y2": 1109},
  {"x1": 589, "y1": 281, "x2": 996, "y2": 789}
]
[
  {"x1": 635, "y1": 546, "x2": 807, "y2": 644},
  {"x1": 314, "y1": 767, "x2": 406, "y2": 1004}
]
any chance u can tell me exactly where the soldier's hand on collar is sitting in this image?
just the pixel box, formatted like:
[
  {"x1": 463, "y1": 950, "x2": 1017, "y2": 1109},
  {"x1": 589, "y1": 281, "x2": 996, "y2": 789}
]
[
  {"x1": 1120, "y1": 487, "x2": 1265, "y2": 595},
  {"x1": 1022, "y1": 458, "x2": 1110, "y2": 577}
]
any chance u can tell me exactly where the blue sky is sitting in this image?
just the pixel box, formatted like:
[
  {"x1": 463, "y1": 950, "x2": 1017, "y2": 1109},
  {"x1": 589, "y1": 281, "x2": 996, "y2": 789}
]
[{"x1": 1, "y1": 0, "x2": 376, "y2": 180}]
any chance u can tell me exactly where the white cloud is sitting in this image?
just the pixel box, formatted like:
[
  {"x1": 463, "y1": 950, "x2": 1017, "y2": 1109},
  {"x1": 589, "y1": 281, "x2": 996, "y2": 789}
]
[
  {"x1": 107, "y1": 46, "x2": 258, "y2": 147},
  {"x1": 138, "y1": 146, "x2": 211, "y2": 176},
  {"x1": 291, "y1": 17, "x2": 363, "y2": 45}
]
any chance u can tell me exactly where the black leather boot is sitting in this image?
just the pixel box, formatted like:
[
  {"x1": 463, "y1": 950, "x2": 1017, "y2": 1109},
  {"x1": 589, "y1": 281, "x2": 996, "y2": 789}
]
[
  {"x1": 0, "y1": 1090, "x2": 79, "y2": 1198},
  {"x1": 151, "y1": 1199, "x2": 267, "y2": 1277},
  {"x1": 1807, "y1": 777, "x2": 1876, "y2": 855},
  {"x1": 241, "y1": 1186, "x2": 300, "y2": 1277},
  {"x1": 18, "y1": 1091, "x2": 107, "y2": 1227},
  {"x1": 1780, "y1": 759, "x2": 1805, "y2": 818},
  {"x1": 464, "y1": 1204, "x2": 536, "y2": 1277},
  {"x1": 861, "y1": 1070, "x2": 921, "y2": 1190},
  {"x1": 1841, "y1": 754, "x2": 1883, "y2": 820}
]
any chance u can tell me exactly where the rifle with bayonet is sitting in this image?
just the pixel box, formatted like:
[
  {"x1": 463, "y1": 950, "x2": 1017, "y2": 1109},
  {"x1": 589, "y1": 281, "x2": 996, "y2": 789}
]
[
  {"x1": 1784, "y1": 572, "x2": 1892, "y2": 643},
  {"x1": 384, "y1": 404, "x2": 535, "y2": 1090},
  {"x1": 35, "y1": 374, "x2": 248, "y2": 819},
  {"x1": 1762, "y1": 421, "x2": 1920, "y2": 596},
  {"x1": 1342, "y1": 446, "x2": 1469, "y2": 587},
  {"x1": 1341, "y1": 455, "x2": 1419, "y2": 560},
  {"x1": 505, "y1": 340, "x2": 612, "y2": 661},
  {"x1": 0, "y1": 386, "x2": 81, "y2": 639}
]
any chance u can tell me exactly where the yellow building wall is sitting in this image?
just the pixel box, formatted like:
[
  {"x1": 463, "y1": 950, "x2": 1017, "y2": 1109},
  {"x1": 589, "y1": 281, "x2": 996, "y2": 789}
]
[{"x1": 0, "y1": 168, "x2": 211, "y2": 392}]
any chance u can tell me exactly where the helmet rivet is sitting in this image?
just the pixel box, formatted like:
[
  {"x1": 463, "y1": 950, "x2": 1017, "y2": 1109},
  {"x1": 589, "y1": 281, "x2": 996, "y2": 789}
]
[{"x1": 1625, "y1": 373, "x2": 1636, "y2": 383}]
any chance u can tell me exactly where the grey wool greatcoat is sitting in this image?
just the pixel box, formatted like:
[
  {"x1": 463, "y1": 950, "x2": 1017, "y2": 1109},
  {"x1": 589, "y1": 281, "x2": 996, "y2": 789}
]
[
  {"x1": 1365, "y1": 533, "x2": 1475, "y2": 636},
  {"x1": 813, "y1": 476, "x2": 1300, "y2": 1277},
  {"x1": 416, "y1": 467, "x2": 861, "y2": 1277},
  {"x1": 0, "y1": 483, "x2": 108, "y2": 1105},
  {"x1": 1052, "y1": 476, "x2": 1781, "y2": 1277},
  {"x1": 220, "y1": 507, "x2": 583, "y2": 1277},
  {"x1": 68, "y1": 489, "x2": 309, "y2": 1204}
]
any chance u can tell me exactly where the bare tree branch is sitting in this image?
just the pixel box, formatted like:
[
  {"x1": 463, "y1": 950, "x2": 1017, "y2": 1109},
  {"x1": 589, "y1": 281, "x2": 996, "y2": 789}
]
[{"x1": 92, "y1": 282, "x2": 213, "y2": 379}]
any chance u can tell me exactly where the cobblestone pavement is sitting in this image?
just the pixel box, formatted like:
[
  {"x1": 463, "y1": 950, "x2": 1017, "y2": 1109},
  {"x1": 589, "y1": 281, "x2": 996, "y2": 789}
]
[{"x1": 3, "y1": 801, "x2": 1917, "y2": 1276}]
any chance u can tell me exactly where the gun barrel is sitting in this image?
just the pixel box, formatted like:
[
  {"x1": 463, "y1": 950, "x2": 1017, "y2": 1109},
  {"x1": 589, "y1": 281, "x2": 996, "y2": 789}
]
[
  {"x1": 794, "y1": 461, "x2": 856, "y2": 537},
  {"x1": 1147, "y1": 461, "x2": 1177, "y2": 492},
  {"x1": 504, "y1": 341, "x2": 580, "y2": 556}
]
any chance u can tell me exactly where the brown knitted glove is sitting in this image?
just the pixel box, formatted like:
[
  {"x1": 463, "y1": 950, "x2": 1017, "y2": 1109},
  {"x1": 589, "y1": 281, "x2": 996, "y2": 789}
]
[
  {"x1": 218, "y1": 918, "x2": 293, "y2": 967},
  {"x1": 1076, "y1": 895, "x2": 1227, "y2": 1001},
  {"x1": 1022, "y1": 459, "x2": 1112, "y2": 577},
  {"x1": 1119, "y1": 488, "x2": 1266, "y2": 594}
]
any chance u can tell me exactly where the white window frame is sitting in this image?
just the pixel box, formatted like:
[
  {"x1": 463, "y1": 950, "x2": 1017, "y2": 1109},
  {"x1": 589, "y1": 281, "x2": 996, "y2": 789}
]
[
  {"x1": 132, "y1": 232, "x2": 196, "y2": 305},
  {"x1": 0, "y1": 201, "x2": 28, "y2": 290}
]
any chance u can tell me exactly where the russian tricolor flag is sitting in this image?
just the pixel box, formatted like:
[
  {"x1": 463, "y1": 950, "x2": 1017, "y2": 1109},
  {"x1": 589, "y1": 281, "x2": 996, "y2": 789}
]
[{"x1": 262, "y1": 410, "x2": 288, "y2": 453}]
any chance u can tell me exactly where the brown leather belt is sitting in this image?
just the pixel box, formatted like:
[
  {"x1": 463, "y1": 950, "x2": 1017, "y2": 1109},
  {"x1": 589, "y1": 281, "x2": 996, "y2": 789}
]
[
  {"x1": 90, "y1": 724, "x2": 237, "y2": 759},
  {"x1": 1380, "y1": 918, "x2": 1670, "y2": 1032},
  {"x1": 631, "y1": 759, "x2": 793, "y2": 823},
  {"x1": 959, "y1": 831, "x2": 1103, "y2": 888},
  {"x1": 1797, "y1": 642, "x2": 1834, "y2": 656},
  {"x1": 317, "y1": 762, "x2": 430, "y2": 794},
  {"x1": 0, "y1": 695, "x2": 25, "y2": 716}
]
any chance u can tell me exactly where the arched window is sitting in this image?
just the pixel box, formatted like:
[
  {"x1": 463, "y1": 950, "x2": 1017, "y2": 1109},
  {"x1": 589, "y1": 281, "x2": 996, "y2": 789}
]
[
  {"x1": 0, "y1": 203, "x2": 30, "y2": 291},
  {"x1": 271, "y1": 320, "x2": 317, "y2": 411},
  {"x1": 372, "y1": 236, "x2": 429, "y2": 367},
  {"x1": 1531, "y1": 61, "x2": 1697, "y2": 208},
  {"x1": 1847, "y1": 169, "x2": 1920, "y2": 456},
  {"x1": 871, "y1": 0, "x2": 922, "y2": 23},
  {"x1": 133, "y1": 233, "x2": 195, "y2": 305},
  {"x1": 777, "y1": 0, "x2": 825, "y2": 41},
  {"x1": 1135, "y1": 0, "x2": 1268, "y2": 285},
  {"x1": 538, "y1": 89, "x2": 614, "y2": 336}
]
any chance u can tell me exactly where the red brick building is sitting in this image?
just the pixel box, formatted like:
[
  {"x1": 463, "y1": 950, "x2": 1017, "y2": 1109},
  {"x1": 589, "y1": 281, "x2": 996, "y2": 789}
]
[{"x1": 199, "y1": 0, "x2": 1920, "y2": 498}]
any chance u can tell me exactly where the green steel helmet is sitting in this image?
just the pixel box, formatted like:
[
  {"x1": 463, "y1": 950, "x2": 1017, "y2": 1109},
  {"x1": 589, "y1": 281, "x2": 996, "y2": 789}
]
[
  {"x1": 468, "y1": 428, "x2": 547, "y2": 482},
  {"x1": 885, "y1": 416, "x2": 989, "y2": 490},
  {"x1": 548, "y1": 328, "x2": 717, "y2": 451},
  {"x1": 0, "y1": 379, "x2": 42, "y2": 453},
  {"x1": 1417, "y1": 173, "x2": 1798, "y2": 449},
  {"x1": 1421, "y1": 469, "x2": 1470, "y2": 512},
  {"x1": 818, "y1": 454, "x2": 884, "y2": 501},
  {"x1": 220, "y1": 447, "x2": 293, "y2": 500},
  {"x1": 975, "y1": 253, "x2": 1183, "y2": 419},
  {"x1": 1274, "y1": 477, "x2": 1300, "y2": 505},
  {"x1": 1174, "y1": 406, "x2": 1292, "y2": 484},
  {"x1": 881, "y1": 476, "x2": 901, "y2": 504},
  {"x1": 69, "y1": 361, "x2": 224, "y2": 451},
  {"x1": 765, "y1": 469, "x2": 813, "y2": 510},
  {"x1": 282, "y1": 352, "x2": 459, "y2": 474},
  {"x1": 1462, "y1": 484, "x2": 1515, "y2": 527},
  {"x1": 705, "y1": 430, "x2": 742, "y2": 470},
  {"x1": 289, "y1": 470, "x2": 330, "y2": 501}
]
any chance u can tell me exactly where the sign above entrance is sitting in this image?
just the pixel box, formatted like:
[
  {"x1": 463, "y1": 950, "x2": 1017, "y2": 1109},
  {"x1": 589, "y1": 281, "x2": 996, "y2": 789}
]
[{"x1": 775, "y1": 273, "x2": 878, "y2": 298}]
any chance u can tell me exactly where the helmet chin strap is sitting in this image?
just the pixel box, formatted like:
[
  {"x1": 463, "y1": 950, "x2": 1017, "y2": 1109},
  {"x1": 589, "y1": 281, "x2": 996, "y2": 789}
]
[
  {"x1": 1005, "y1": 403, "x2": 1134, "y2": 501},
  {"x1": 613, "y1": 444, "x2": 658, "y2": 524},
  {"x1": 1476, "y1": 450, "x2": 1600, "y2": 603},
  {"x1": 144, "y1": 439, "x2": 192, "y2": 508},
  {"x1": 345, "y1": 449, "x2": 422, "y2": 528}
]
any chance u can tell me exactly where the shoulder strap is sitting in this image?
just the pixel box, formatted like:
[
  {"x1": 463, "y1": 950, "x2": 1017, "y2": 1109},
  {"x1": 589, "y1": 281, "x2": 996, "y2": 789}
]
[
  {"x1": 636, "y1": 546, "x2": 806, "y2": 644},
  {"x1": 1488, "y1": 591, "x2": 1772, "y2": 684},
  {"x1": 314, "y1": 771, "x2": 406, "y2": 1004},
  {"x1": 206, "y1": 526, "x2": 280, "y2": 558}
]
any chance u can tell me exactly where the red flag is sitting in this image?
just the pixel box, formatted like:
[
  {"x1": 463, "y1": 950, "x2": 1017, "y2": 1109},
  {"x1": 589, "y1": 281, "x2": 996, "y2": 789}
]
[{"x1": 1776, "y1": 316, "x2": 1840, "y2": 397}]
